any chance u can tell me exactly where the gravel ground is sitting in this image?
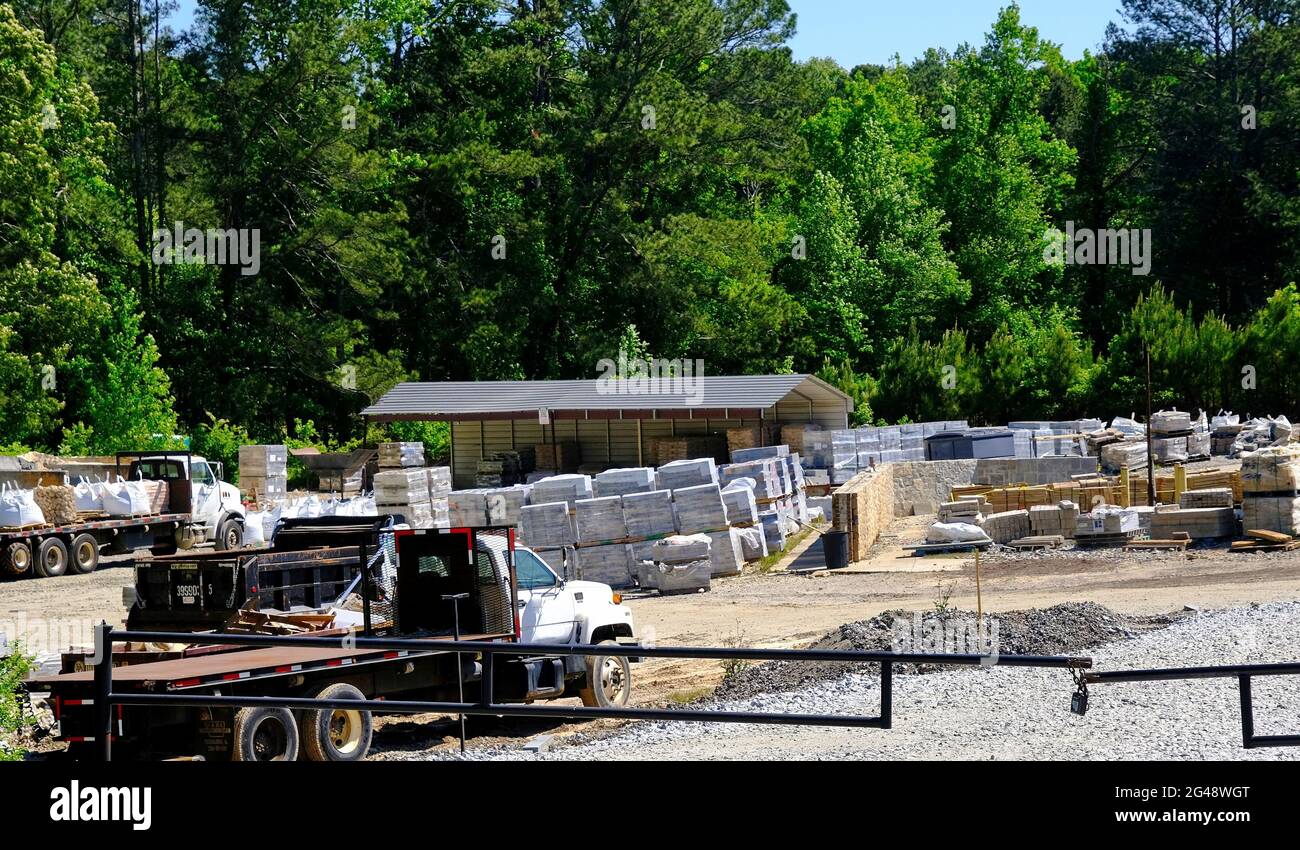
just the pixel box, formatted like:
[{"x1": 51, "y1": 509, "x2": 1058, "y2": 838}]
[{"x1": 407, "y1": 600, "x2": 1300, "y2": 761}]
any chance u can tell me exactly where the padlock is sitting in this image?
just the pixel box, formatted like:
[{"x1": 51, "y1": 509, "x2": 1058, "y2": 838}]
[{"x1": 1071, "y1": 689, "x2": 1089, "y2": 716}]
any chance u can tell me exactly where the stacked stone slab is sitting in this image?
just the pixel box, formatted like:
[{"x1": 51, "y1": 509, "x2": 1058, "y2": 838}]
[
  {"x1": 1151, "y1": 505, "x2": 1237, "y2": 539},
  {"x1": 938, "y1": 497, "x2": 984, "y2": 524},
  {"x1": 978, "y1": 509, "x2": 1031, "y2": 544},
  {"x1": 735, "y1": 525, "x2": 768, "y2": 561},
  {"x1": 672, "y1": 484, "x2": 728, "y2": 534},
  {"x1": 576, "y1": 496, "x2": 628, "y2": 542},
  {"x1": 1100, "y1": 441, "x2": 1148, "y2": 472},
  {"x1": 622, "y1": 489, "x2": 676, "y2": 539},
  {"x1": 1179, "y1": 488, "x2": 1233, "y2": 509},
  {"x1": 706, "y1": 527, "x2": 745, "y2": 576},
  {"x1": 592, "y1": 467, "x2": 655, "y2": 498},
  {"x1": 1028, "y1": 501, "x2": 1079, "y2": 538},
  {"x1": 447, "y1": 490, "x2": 487, "y2": 526},
  {"x1": 375, "y1": 468, "x2": 440, "y2": 528},
  {"x1": 720, "y1": 484, "x2": 758, "y2": 525},
  {"x1": 655, "y1": 458, "x2": 719, "y2": 490},
  {"x1": 574, "y1": 543, "x2": 633, "y2": 587},
  {"x1": 519, "y1": 501, "x2": 575, "y2": 549},
  {"x1": 530, "y1": 474, "x2": 592, "y2": 512},
  {"x1": 239, "y1": 444, "x2": 288, "y2": 503}
]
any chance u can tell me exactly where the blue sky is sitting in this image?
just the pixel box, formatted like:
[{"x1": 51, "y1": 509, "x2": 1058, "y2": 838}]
[
  {"x1": 786, "y1": 1, "x2": 1127, "y2": 66},
  {"x1": 167, "y1": 1, "x2": 1126, "y2": 67}
]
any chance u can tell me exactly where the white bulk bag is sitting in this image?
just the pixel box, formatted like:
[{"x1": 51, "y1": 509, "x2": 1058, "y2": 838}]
[
  {"x1": 299, "y1": 495, "x2": 322, "y2": 519},
  {"x1": 319, "y1": 497, "x2": 338, "y2": 517},
  {"x1": 101, "y1": 478, "x2": 150, "y2": 517},
  {"x1": 243, "y1": 510, "x2": 267, "y2": 547},
  {"x1": 74, "y1": 477, "x2": 104, "y2": 512},
  {"x1": 0, "y1": 485, "x2": 46, "y2": 528},
  {"x1": 261, "y1": 504, "x2": 282, "y2": 541}
]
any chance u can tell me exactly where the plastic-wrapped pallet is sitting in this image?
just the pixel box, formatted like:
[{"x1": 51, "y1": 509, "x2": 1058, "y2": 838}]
[
  {"x1": 719, "y1": 459, "x2": 780, "y2": 499},
  {"x1": 650, "y1": 533, "x2": 711, "y2": 562},
  {"x1": 720, "y1": 484, "x2": 758, "y2": 525},
  {"x1": 482, "y1": 485, "x2": 529, "y2": 526},
  {"x1": 622, "y1": 490, "x2": 676, "y2": 539},
  {"x1": 831, "y1": 431, "x2": 857, "y2": 471},
  {"x1": 1242, "y1": 496, "x2": 1300, "y2": 535},
  {"x1": 729, "y1": 445, "x2": 789, "y2": 464},
  {"x1": 575, "y1": 496, "x2": 628, "y2": 542},
  {"x1": 519, "y1": 501, "x2": 575, "y2": 548},
  {"x1": 706, "y1": 528, "x2": 745, "y2": 577},
  {"x1": 655, "y1": 458, "x2": 718, "y2": 490},
  {"x1": 1101, "y1": 441, "x2": 1148, "y2": 471},
  {"x1": 672, "y1": 484, "x2": 728, "y2": 534},
  {"x1": 447, "y1": 491, "x2": 487, "y2": 526},
  {"x1": 574, "y1": 544, "x2": 633, "y2": 588},
  {"x1": 1150, "y1": 410, "x2": 1192, "y2": 434},
  {"x1": 978, "y1": 510, "x2": 1031, "y2": 544},
  {"x1": 374, "y1": 469, "x2": 429, "y2": 504},
  {"x1": 803, "y1": 429, "x2": 832, "y2": 468},
  {"x1": 735, "y1": 525, "x2": 768, "y2": 561},
  {"x1": 377, "y1": 500, "x2": 434, "y2": 528},
  {"x1": 1152, "y1": 436, "x2": 1189, "y2": 463},
  {"x1": 1187, "y1": 431, "x2": 1211, "y2": 458},
  {"x1": 240, "y1": 475, "x2": 287, "y2": 503},
  {"x1": 530, "y1": 474, "x2": 593, "y2": 512},
  {"x1": 378, "y1": 442, "x2": 425, "y2": 468},
  {"x1": 592, "y1": 467, "x2": 655, "y2": 498},
  {"x1": 638, "y1": 559, "x2": 710, "y2": 594},
  {"x1": 1240, "y1": 445, "x2": 1300, "y2": 493}
]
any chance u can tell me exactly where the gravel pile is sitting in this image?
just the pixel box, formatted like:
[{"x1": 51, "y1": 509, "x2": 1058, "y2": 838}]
[
  {"x1": 405, "y1": 600, "x2": 1299, "y2": 761},
  {"x1": 712, "y1": 602, "x2": 1180, "y2": 702}
]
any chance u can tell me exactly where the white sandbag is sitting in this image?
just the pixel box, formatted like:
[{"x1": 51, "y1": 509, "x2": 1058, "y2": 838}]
[
  {"x1": 74, "y1": 477, "x2": 104, "y2": 513},
  {"x1": 0, "y1": 485, "x2": 45, "y2": 528},
  {"x1": 243, "y1": 510, "x2": 267, "y2": 547},
  {"x1": 101, "y1": 479, "x2": 150, "y2": 517}
]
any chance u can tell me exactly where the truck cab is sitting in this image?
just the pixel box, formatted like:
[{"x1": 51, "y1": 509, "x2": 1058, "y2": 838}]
[{"x1": 120, "y1": 452, "x2": 246, "y2": 550}]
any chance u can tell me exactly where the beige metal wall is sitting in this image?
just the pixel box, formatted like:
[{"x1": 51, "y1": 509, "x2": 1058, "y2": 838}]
[{"x1": 449, "y1": 405, "x2": 847, "y2": 487}]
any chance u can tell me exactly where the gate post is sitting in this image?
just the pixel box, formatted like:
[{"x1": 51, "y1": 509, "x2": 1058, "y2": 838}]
[{"x1": 92, "y1": 622, "x2": 113, "y2": 762}]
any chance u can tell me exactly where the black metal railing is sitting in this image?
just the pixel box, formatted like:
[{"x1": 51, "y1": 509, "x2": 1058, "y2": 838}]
[
  {"x1": 88, "y1": 624, "x2": 1091, "y2": 761},
  {"x1": 1086, "y1": 662, "x2": 1300, "y2": 749}
]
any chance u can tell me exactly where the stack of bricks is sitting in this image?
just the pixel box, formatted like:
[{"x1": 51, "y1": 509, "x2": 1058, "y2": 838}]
[
  {"x1": 938, "y1": 497, "x2": 984, "y2": 524},
  {"x1": 1178, "y1": 488, "x2": 1234, "y2": 509},
  {"x1": 1028, "y1": 501, "x2": 1080, "y2": 539},
  {"x1": 978, "y1": 509, "x2": 1031, "y2": 544},
  {"x1": 1151, "y1": 504, "x2": 1237, "y2": 539}
]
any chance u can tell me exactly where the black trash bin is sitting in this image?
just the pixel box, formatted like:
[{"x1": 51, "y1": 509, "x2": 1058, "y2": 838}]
[{"x1": 822, "y1": 530, "x2": 849, "y2": 569}]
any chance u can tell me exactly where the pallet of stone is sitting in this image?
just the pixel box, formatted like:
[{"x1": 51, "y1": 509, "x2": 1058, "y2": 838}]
[
  {"x1": 1150, "y1": 409, "x2": 1193, "y2": 434},
  {"x1": 730, "y1": 445, "x2": 789, "y2": 464},
  {"x1": 447, "y1": 490, "x2": 488, "y2": 526},
  {"x1": 240, "y1": 474, "x2": 287, "y2": 503},
  {"x1": 1241, "y1": 494, "x2": 1300, "y2": 536},
  {"x1": 534, "y1": 441, "x2": 581, "y2": 474},
  {"x1": 978, "y1": 509, "x2": 1031, "y2": 544},
  {"x1": 239, "y1": 444, "x2": 289, "y2": 477},
  {"x1": 720, "y1": 458, "x2": 781, "y2": 499},
  {"x1": 576, "y1": 495, "x2": 628, "y2": 543},
  {"x1": 592, "y1": 467, "x2": 655, "y2": 498},
  {"x1": 572, "y1": 542, "x2": 634, "y2": 588},
  {"x1": 475, "y1": 451, "x2": 525, "y2": 487},
  {"x1": 1028, "y1": 502, "x2": 1079, "y2": 538},
  {"x1": 671, "y1": 484, "x2": 728, "y2": 534},
  {"x1": 706, "y1": 527, "x2": 745, "y2": 577},
  {"x1": 720, "y1": 484, "x2": 758, "y2": 525},
  {"x1": 637, "y1": 558, "x2": 711, "y2": 594},
  {"x1": 650, "y1": 436, "x2": 724, "y2": 466},
  {"x1": 650, "y1": 533, "x2": 711, "y2": 563},
  {"x1": 530, "y1": 474, "x2": 593, "y2": 512},
  {"x1": 938, "y1": 500, "x2": 983, "y2": 523},
  {"x1": 1007, "y1": 535, "x2": 1065, "y2": 551},
  {"x1": 375, "y1": 500, "x2": 437, "y2": 528},
  {"x1": 378, "y1": 442, "x2": 425, "y2": 468},
  {"x1": 481, "y1": 485, "x2": 529, "y2": 525},
  {"x1": 622, "y1": 489, "x2": 676, "y2": 539},
  {"x1": 655, "y1": 457, "x2": 719, "y2": 490},
  {"x1": 1101, "y1": 440, "x2": 1149, "y2": 471},
  {"x1": 1150, "y1": 505, "x2": 1237, "y2": 539},
  {"x1": 519, "y1": 501, "x2": 576, "y2": 548},
  {"x1": 735, "y1": 525, "x2": 768, "y2": 561},
  {"x1": 1179, "y1": 487, "x2": 1233, "y2": 509},
  {"x1": 374, "y1": 468, "x2": 429, "y2": 504}
]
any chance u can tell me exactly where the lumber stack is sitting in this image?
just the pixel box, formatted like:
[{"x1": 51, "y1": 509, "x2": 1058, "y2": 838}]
[{"x1": 534, "y1": 441, "x2": 581, "y2": 474}]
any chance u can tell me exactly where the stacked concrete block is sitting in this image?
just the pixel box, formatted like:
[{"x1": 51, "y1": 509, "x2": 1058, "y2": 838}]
[
  {"x1": 447, "y1": 490, "x2": 488, "y2": 527},
  {"x1": 938, "y1": 498, "x2": 984, "y2": 524},
  {"x1": 530, "y1": 474, "x2": 592, "y2": 512},
  {"x1": 803, "y1": 429, "x2": 832, "y2": 469},
  {"x1": 622, "y1": 489, "x2": 677, "y2": 539},
  {"x1": 655, "y1": 458, "x2": 718, "y2": 490},
  {"x1": 1028, "y1": 501, "x2": 1079, "y2": 538},
  {"x1": 519, "y1": 501, "x2": 575, "y2": 548},
  {"x1": 729, "y1": 445, "x2": 788, "y2": 463},
  {"x1": 1179, "y1": 488, "x2": 1233, "y2": 509},
  {"x1": 1239, "y1": 445, "x2": 1300, "y2": 535},
  {"x1": 978, "y1": 509, "x2": 1031, "y2": 544},
  {"x1": 672, "y1": 484, "x2": 728, "y2": 534},
  {"x1": 1151, "y1": 505, "x2": 1237, "y2": 539},
  {"x1": 375, "y1": 468, "x2": 441, "y2": 527},
  {"x1": 831, "y1": 430, "x2": 857, "y2": 472},
  {"x1": 760, "y1": 511, "x2": 786, "y2": 552},
  {"x1": 575, "y1": 496, "x2": 628, "y2": 543},
  {"x1": 1152, "y1": 436, "x2": 1189, "y2": 463},
  {"x1": 592, "y1": 467, "x2": 655, "y2": 498}
]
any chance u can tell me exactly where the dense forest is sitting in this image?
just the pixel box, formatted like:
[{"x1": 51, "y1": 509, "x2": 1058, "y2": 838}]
[{"x1": 2, "y1": 0, "x2": 1299, "y2": 464}]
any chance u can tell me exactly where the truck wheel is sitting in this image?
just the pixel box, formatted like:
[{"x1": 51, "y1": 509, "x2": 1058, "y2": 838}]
[
  {"x1": 215, "y1": 518, "x2": 244, "y2": 551},
  {"x1": 232, "y1": 707, "x2": 299, "y2": 761},
  {"x1": 301, "y1": 683, "x2": 372, "y2": 762},
  {"x1": 69, "y1": 534, "x2": 100, "y2": 574},
  {"x1": 1, "y1": 541, "x2": 32, "y2": 578},
  {"x1": 34, "y1": 537, "x2": 69, "y2": 578},
  {"x1": 579, "y1": 640, "x2": 631, "y2": 708}
]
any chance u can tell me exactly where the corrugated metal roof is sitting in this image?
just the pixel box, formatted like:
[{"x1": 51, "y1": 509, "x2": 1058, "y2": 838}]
[{"x1": 362, "y1": 374, "x2": 851, "y2": 421}]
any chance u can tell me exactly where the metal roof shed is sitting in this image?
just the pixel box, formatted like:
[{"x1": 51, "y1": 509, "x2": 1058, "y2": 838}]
[{"x1": 362, "y1": 375, "x2": 852, "y2": 487}]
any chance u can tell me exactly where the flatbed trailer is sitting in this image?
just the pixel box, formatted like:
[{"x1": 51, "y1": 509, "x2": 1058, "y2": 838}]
[
  {"x1": 1, "y1": 513, "x2": 194, "y2": 578},
  {"x1": 29, "y1": 523, "x2": 606, "y2": 761}
]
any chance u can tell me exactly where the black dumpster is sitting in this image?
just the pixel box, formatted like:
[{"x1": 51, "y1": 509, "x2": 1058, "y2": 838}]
[{"x1": 822, "y1": 530, "x2": 849, "y2": 569}]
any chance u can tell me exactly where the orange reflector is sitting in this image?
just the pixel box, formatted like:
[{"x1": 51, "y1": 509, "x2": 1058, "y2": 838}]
[{"x1": 611, "y1": 593, "x2": 622, "y2": 605}]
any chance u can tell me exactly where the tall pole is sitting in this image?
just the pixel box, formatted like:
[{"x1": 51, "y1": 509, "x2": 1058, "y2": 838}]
[{"x1": 1146, "y1": 344, "x2": 1156, "y2": 506}]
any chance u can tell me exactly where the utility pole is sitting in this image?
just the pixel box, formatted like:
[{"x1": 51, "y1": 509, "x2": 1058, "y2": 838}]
[{"x1": 1145, "y1": 344, "x2": 1156, "y2": 506}]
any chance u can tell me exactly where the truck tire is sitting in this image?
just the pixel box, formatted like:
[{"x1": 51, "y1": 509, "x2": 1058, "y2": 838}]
[
  {"x1": 215, "y1": 518, "x2": 244, "y2": 551},
  {"x1": 1, "y1": 541, "x2": 32, "y2": 578},
  {"x1": 578, "y1": 640, "x2": 631, "y2": 708},
  {"x1": 34, "y1": 537, "x2": 69, "y2": 578},
  {"x1": 232, "y1": 707, "x2": 299, "y2": 761},
  {"x1": 301, "y1": 683, "x2": 373, "y2": 762},
  {"x1": 69, "y1": 534, "x2": 100, "y2": 574}
]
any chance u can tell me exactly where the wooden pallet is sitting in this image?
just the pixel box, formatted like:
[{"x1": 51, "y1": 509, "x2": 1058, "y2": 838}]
[
  {"x1": 1008, "y1": 535, "x2": 1065, "y2": 551},
  {"x1": 0, "y1": 522, "x2": 50, "y2": 532},
  {"x1": 1230, "y1": 531, "x2": 1300, "y2": 553},
  {"x1": 1125, "y1": 538, "x2": 1190, "y2": 552},
  {"x1": 1074, "y1": 531, "x2": 1133, "y2": 548},
  {"x1": 905, "y1": 538, "x2": 993, "y2": 555}
]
